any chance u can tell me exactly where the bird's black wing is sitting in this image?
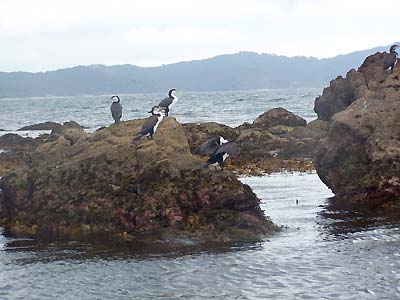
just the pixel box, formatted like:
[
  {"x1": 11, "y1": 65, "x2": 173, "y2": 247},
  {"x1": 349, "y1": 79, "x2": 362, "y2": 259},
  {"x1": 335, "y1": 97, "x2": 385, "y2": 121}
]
[
  {"x1": 111, "y1": 102, "x2": 122, "y2": 119},
  {"x1": 215, "y1": 142, "x2": 238, "y2": 158},
  {"x1": 159, "y1": 97, "x2": 173, "y2": 108},
  {"x1": 199, "y1": 136, "x2": 221, "y2": 155},
  {"x1": 383, "y1": 53, "x2": 396, "y2": 70},
  {"x1": 141, "y1": 115, "x2": 158, "y2": 135}
]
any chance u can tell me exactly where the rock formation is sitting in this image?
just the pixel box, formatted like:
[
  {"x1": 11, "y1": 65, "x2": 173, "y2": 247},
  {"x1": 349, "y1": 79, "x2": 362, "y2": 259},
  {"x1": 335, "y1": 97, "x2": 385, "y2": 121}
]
[
  {"x1": 314, "y1": 52, "x2": 400, "y2": 207},
  {"x1": 0, "y1": 118, "x2": 276, "y2": 241},
  {"x1": 17, "y1": 121, "x2": 62, "y2": 131},
  {"x1": 184, "y1": 107, "x2": 325, "y2": 174}
]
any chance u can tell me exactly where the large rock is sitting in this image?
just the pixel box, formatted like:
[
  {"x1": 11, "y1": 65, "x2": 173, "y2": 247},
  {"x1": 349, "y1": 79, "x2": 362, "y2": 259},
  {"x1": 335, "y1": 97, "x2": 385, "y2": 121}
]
[
  {"x1": 0, "y1": 118, "x2": 276, "y2": 241},
  {"x1": 253, "y1": 107, "x2": 307, "y2": 129},
  {"x1": 314, "y1": 70, "x2": 366, "y2": 121},
  {"x1": 315, "y1": 52, "x2": 400, "y2": 206},
  {"x1": 0, "y1": 133, "x2": 38, "y2": 152}
]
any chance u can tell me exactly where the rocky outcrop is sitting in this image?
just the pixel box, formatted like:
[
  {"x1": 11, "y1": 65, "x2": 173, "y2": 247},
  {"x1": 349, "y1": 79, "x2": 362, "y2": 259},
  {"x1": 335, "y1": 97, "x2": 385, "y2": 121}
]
[
  {"x1": 0, "y1": 118, "x2": 276, "y2": 241},
  {"x1": 17, "y1": 121, "x2": 62, "y2": 131},
  {"x1": 184, "y1": 107, "x2": 325, "y2": 174},
  {"x1": 253, "y1": 107, "x2": 307, "y2": 129},
  {"x1": 315, "y1": 52, "x2": 400, "y2": 207}
]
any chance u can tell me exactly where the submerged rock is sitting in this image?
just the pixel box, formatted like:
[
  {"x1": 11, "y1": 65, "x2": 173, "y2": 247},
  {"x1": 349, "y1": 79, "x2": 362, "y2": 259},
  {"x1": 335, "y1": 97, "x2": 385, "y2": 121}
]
[
  {"x1": 315, "y1": 52, "x2": 400, "y2": 207},
  {"x1": 0, "y1": 118, "x2": 276, "y2": 241},
  {"x1": 17, "y1": 121, "x2": 62, "y2": 131}
]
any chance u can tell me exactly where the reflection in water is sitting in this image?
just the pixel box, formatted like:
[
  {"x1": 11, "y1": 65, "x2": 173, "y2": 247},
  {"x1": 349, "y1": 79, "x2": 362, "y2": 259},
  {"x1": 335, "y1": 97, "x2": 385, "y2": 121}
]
[
  {"x1": 1, "y1": 173, "x2": 400, "y2": 299},
  {"x1": 318, "y1": 198, "x2": 400, "y2": 240}
]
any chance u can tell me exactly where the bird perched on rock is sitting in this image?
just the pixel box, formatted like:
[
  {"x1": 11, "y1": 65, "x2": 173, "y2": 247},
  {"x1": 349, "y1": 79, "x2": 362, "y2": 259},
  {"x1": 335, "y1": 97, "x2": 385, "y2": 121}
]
[
  {"x1": 383, "y1": 44, "x2": 399, "y2": 72},
  {"x1": 199, "y1": 136, "x2": 238, "y2": 169},
  {"x1": 158, "y1": 89, "x2": 178, "y2": 116},
  {"x1": 110, "y1": 95, "x2": 122, "y2": 123},
  {"x1": 133, "y1": 106, "x2": 166, "y2": 141}
]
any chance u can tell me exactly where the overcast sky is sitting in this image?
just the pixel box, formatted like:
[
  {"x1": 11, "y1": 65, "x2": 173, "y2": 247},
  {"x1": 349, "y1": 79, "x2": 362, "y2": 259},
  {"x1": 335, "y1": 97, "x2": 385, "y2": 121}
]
[{"x1": 0, "y1": 0, "x2": 399, "y2": 72}]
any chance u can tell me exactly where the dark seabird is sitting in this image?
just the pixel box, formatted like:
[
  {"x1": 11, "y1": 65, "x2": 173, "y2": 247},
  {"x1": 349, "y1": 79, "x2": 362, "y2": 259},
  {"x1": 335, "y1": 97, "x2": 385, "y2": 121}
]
[
  {"x1": 383, "y1": 44, "x2": 399, "y2": 72},
  {"x1": 110, "y1": 95, "x2": 122, "y2": 123},
  {"x1": 199, "y1": 136, "x2": 238, "y2": 169},
  {"x1": 158, "y1": 89, "x2": 178, "y2": 116},
  {"x1": 133, "y1": 106, "x2": 165, "y2": 141}
]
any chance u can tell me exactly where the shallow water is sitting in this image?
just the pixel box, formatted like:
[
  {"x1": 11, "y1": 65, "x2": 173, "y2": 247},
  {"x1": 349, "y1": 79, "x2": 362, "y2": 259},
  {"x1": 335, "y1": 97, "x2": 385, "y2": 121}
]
[
  {"x1": 1, "y1": 173, "x2": 400, "y2": 300},
  {"x1": 0, "y1": 88, "x2": 320, "y2": 135}
]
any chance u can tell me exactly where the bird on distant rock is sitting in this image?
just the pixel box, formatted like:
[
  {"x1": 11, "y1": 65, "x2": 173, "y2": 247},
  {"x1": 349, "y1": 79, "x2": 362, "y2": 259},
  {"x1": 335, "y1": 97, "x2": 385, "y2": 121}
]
[
  {"x1": 110, "y1": 95, "x2": 122, "y2": 123},
  {"x1": 158, "y1": 89, "x2": 178, "y2": 116},
  {"x1": 199, "y1": 136, "x2": 238, "y2": 169},
  {"x1": 133, "y1": 106, "x2": 166, "y2": 141},
  {"x1": 383, "y1": 44, "x2": 399, "y2": 73}
]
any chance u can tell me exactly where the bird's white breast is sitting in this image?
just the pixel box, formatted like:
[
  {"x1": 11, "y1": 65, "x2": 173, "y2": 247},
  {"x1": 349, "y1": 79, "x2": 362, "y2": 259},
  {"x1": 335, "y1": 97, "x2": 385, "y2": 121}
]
[{"x1": 153, "y1": 115, "x2": 164, "y2": 133}]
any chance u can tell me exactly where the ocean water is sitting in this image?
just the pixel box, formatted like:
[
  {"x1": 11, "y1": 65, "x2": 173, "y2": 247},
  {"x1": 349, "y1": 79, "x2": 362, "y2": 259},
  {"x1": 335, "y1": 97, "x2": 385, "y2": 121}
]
[
  {"x1": 1, "y1": 173, "x2": 400, "y2": 299},
  {"x1": 1, "y1": 89, "x2": 400, "y2": 299},
  {"x1": 0, "y1": 88, "x2": 320, "y2": 134}
]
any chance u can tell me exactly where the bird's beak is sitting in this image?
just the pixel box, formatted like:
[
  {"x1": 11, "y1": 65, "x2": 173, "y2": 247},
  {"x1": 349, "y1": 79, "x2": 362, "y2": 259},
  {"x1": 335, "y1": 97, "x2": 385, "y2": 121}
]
[{"x1": 147, "y1": 110, "x2": 152, "y2": 113}]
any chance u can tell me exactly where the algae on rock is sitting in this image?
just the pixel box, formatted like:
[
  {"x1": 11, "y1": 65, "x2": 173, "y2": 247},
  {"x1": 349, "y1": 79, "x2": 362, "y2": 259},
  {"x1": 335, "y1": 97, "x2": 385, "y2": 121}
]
[{"x1": 0, "y1": 117, "x2": 276, "y2": 242}]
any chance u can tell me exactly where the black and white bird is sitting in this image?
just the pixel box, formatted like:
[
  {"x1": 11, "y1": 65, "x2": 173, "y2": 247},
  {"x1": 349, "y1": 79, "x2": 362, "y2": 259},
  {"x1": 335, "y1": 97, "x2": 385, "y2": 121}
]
[
  {"x1": 199, "y1": 136, "x2": 238, "y2": 169},
  {"x1": 110, "y1": 95, "x2": 122, "y2": 123},
  {"x1": 133, "y1": 106, "x2": 165, "y2": 141},
  {"x1": 383, "y1": 44, "x2": 399, "y2": 72},
  {"x1": 158, "y1": 89, "x2": 178, "y2": 116}
]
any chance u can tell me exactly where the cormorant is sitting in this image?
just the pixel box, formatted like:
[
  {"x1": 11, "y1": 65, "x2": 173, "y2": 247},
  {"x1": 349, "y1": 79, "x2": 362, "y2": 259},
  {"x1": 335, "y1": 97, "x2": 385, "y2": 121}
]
[
  {"x1": 158, "y1": 89, "x2": 178, "y2": 116},
  {"x1": 133, "y1": 106, "x2": 166, "y2": 141},
  {"x1": 199, "y1": 136, "x2": 238, "y2": 169},
  {"x1": 110, "y1": 95, "x2": 122, "y2": 123},
  {"x1": 383, "y1": 44, "x2": 399, "y2": 72}
]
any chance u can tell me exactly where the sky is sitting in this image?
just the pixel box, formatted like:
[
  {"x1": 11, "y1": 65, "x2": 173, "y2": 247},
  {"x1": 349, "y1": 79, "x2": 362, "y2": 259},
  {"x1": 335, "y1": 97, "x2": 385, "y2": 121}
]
[{"x1": 0, "y1": 0, "x2": 399, "y2": 72}]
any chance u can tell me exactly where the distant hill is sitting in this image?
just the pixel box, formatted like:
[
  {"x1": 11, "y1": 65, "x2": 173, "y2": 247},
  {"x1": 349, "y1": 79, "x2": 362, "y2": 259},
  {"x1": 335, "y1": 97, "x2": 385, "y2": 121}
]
[{"x1": 0, "y1": 44, "x2": 396, "y2": 98}]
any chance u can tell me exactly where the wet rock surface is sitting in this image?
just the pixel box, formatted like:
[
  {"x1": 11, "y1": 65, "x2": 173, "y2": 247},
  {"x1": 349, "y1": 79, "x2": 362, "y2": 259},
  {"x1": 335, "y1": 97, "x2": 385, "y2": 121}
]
[
  {"x1": 0, "y1": 118, "x2": 276, "y2": 242},
  {"x1": 315, "y1": 52, "x2": 400, "y2": 207}
]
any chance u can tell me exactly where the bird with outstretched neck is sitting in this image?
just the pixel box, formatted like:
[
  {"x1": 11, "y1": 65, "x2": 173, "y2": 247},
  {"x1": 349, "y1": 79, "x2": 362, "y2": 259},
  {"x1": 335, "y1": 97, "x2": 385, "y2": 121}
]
[
  {"x1": 158, "y1": 89, "x2": 178, "y2": 116},
  {"x1": 110, "y1": 95, "x2": 122, "y2": 123},
  {"x1": 132, "y1": 106, "x2": 166, "y2": 141}
]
